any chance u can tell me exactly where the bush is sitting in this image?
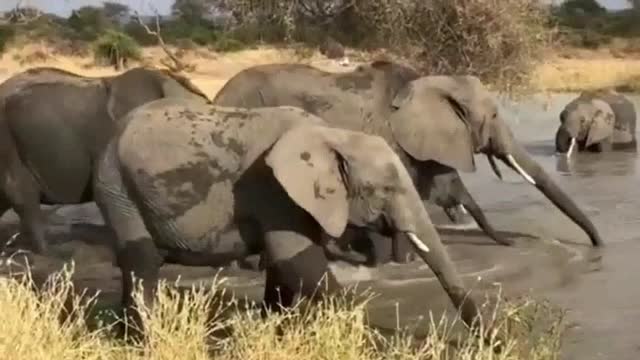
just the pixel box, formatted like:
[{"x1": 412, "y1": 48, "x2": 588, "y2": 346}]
[
  {"x1": 212, "y1": 37, "x2": 246, "y2": 52},
  {"x1": 350, "y1": 0, "x2": 555, "y2": 91},
  {"x1": 92, "y1": 30, "x2": 141, "y2": 69},
  {"x1": 0, "y1": 25, "x2": 15, "y2": 54},
  {"x1": 218, "y1": 0, "x2": 554, "y2": 91}
]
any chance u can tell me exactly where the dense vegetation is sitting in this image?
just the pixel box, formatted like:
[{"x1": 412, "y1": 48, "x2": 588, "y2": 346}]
[{"x1": 1, "y1": 0, "x2": 637, "y2": 88}]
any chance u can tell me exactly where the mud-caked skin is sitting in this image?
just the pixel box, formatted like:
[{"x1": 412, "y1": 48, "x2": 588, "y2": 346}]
[
  {"x1": 555, "y1": 89, "x2": 637, "y2": 154},
  {"x1": 93, "y1": 98, "x2": 486, "y2": 337},
  {"x1": 0, "y1": 66, "x2": 209, "y2": 254},
  {"x1": 213, "y1": 61, "x2": 604, "y2": 262}
]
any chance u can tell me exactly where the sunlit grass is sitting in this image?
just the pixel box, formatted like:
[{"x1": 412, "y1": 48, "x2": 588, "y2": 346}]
[
  {"x1": 532, "y1": 56, "x2": 640, "y2": 93},
  {"x1": 0, "y1": 264, "x2": 566, "y2": 360}
]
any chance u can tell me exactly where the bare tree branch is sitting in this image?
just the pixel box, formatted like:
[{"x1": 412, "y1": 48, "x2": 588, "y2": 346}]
[
  {"x1": 133, "y1": 8, "x2": 195, "y2": 73},
  {"x1": 1, "y1": 0, "x2": 43, "y2": 25}
]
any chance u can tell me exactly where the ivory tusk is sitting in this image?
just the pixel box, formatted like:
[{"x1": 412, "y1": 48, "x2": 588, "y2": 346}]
[
  {"x1": 566, "y1": 138, "x2": 576, "y2": 158},
  {"x1": 406, "y1": 232, "x2": 430, "y2": 253},
  {"x1": 506, "y1": 154, "x2": 537, "y2": 186}
]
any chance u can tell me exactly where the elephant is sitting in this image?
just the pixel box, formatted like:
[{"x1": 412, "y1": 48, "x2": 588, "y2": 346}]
[
  {"x1": 212, "y1": 61, "x2": 604, "y2": 264},
  {"x1": 555, "y1": 89, "x2": 637, "y2": 156},
  {"x1": 92, "y1": 97, "x2": 486, "y2": 338},
  {"x1": 0, "y1": 66, "x2": 210, "y2": 254}
]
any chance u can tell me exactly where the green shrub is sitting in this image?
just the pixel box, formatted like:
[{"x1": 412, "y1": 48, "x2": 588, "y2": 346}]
[
  {"x1": 92, "y1": 30, "x2": 141, "y2": 68},
  {"x1": 0, "y1": 25, "x2": 15, "y2": 54}
]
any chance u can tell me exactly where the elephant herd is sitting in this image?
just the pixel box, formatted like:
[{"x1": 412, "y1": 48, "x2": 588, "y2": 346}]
[{"x1": 0, "y1": 61, "x2": 635, "y2": 339}]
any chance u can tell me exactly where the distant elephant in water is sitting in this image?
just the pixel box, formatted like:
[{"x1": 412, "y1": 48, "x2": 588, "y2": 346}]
[
  {"x1": 0, "y1": 66, "x2": 209, "y2": 254},
  {"x1": 213, "y1": 61, "x2": 604, "y2": 264},
  {"x1": 93, "y1": 98, "x2": 484, "y2": 336},
  {"x1": 555, "y1": 89, "x2": 637, "y2": 156}
]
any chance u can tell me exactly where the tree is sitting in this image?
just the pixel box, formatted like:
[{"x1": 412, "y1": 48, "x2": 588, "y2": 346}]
[
  {"x1": 102, "y1": 2, "x2": 130, "y2": 20},
  {"x1": 67, "y1": 6, "x2": 112, "y2": 40},
  {"x1": 171, "y1": 0, "x2": 217, "y2": 25},
  {"x1": 560, "y1": 0, "x2": 607, "y2": 15}
]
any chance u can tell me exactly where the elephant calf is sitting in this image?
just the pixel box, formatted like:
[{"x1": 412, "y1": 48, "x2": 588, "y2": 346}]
[
  {"x1": 94, "y1": 97, "x2": 484, "y2": 335},
  {"x1": 556, "y1": 89, "x2": 637, "y2": 155}
]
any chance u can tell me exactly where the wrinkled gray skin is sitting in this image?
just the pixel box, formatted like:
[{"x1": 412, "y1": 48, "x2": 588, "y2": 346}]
[
  {"x1": 213, "y1": 62, "x2": 604, "y2": 264},
  {"x1": 0, "y1": 66, "x2": 209, "y2": 254},
  {"x1": 93, "y1": 98, "x2": 484, "y2": 337},
  {"x1": 555, "y1": 89, "x2": 637, "y2": 155}
]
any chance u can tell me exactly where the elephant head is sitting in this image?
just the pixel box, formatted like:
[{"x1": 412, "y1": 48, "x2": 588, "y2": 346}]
[
  {"x1": 556, "y1": 97, "x2": 615, "y2": 155},
  {"x1": 264, "y1": 124, "x2": 483, "y2": 330},
  {"x1": 388, "y1": 75, "x2": 603, "y2": 247}
]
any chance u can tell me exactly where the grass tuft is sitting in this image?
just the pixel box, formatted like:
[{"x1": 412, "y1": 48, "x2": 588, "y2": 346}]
[{"x1": 0, "y1": 267, "x2": 566, "y2": 360}]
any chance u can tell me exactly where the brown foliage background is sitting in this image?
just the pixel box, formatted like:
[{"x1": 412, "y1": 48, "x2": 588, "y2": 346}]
[{"x1": 223, "y1": 0, "x2": 556, "y2": 91}]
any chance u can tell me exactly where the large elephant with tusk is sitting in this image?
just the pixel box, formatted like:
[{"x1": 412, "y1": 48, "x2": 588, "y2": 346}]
[
  {"x1": 555, "y1": 89, "x2": 637, "y2": 156},
  {"x1": 213, "y1": 61, "x2": 604, "y2": 261},
  {"x1": 93, "y1": 97, "x2": 486, "y2": 338}
]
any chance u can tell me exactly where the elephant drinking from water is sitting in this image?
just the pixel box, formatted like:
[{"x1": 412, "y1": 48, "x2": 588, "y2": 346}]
[
  {"x1": 555, "y1": 89, "x2": 637, "y2": 156},
  {"x1": 212, "y1": 61, "x2": 604, "y2": 264}
]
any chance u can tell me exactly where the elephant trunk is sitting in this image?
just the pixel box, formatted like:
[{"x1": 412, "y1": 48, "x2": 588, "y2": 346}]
[
  {"x1": 389, "y1": 178, "x2": 483, "y2": 331},
  {"x1": 501, "y1": 142, "x2": 603, "y2": 247},
  {"x1": 555, "y1": 126, "x2": 578, "y2": 156}
]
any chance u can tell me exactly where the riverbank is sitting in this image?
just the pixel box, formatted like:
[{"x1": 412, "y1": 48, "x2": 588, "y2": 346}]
[
  {"x1": 532, "y1": 45, "x2": 640, "y2": 93},
  {"x1": 3, "y1": 44, "x2": 640, "y2": 98}
]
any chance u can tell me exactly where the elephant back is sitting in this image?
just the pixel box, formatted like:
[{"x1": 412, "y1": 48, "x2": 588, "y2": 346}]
[{"x1": 580, "y1": 89, "x2": 637, "y2": 135}]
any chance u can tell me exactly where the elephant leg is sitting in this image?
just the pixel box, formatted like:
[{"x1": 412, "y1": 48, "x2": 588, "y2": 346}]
[
  {"x1": 93, "y1": 155, "x2": 163, "y2": 340},
  {"x1": 261, "y1": 229, "x2": 340, "y2": 315},
  {"x1": 2, "y1": 165, "x2": 47, "y2": 254}
]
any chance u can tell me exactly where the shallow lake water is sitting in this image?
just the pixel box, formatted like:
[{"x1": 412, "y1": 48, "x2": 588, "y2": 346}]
[
  {"x1": 466, "y1": 92, "x2": 640, "y2": 360},
  {"x1": 0, "y1": 92, "x2": 638, "y2": 360}
]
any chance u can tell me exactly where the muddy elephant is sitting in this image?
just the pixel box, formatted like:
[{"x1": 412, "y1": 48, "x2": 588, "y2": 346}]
[
  {"x1": 212, "y1": 61, "x2": 604, "y2": 264},
  {"x1": 93, "y1": 97, "x2": 485, "y2": 337},
  {"x1": 555, "y1": 89, "x2": 637, "y2": 155},
  {"x1": 0, "y1": 66, "x2": 209, "y2": 254}
]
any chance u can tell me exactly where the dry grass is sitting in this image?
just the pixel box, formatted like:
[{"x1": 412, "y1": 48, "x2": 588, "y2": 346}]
[
  {"x1": 0, "y1": 264, "x2": 566, "y2": 360},
  {"x1": 532, "y1": 55, "x2": 640, "y2": 92},
  {"x1": 4, "y1": 42, "x2": 640, "y2": 98},
  {"x1": 0, "y1": 43, "x2": 359, "y2": 99}
]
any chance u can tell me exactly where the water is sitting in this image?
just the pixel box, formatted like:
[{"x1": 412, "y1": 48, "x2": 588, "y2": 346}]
[
  {"x1": 465, "y1": 92, "x2": 640, "y2": 359},
  {"x1": 337, "y1": 92, "x2": 640, "y2": 359},
  {"x1": 1, "y1": 92, "x2": 639, "y2": 359}
]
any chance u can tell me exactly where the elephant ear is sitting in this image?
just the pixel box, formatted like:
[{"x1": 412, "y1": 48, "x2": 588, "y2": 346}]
[
  {"x1": 389, "y1": 79, "x2": 476, "y2": 172},
  {"x1": 586, "y1": 99, "x2": 615, "y2": 147},
  {"x1": 265, "y1": 125, "x2": 349, "y2": 238}
]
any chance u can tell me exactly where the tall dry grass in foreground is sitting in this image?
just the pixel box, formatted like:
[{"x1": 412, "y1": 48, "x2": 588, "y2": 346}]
[{"x1": 0, "y1": 265, "x2": 565, "y2": 360}]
